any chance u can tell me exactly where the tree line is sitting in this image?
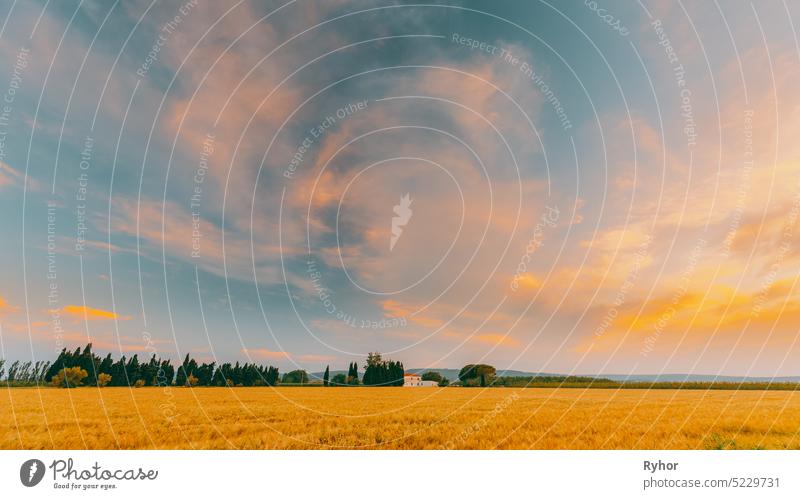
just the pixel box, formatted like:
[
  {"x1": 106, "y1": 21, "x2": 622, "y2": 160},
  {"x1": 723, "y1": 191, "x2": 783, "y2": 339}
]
[
  {"x1": 0, "y1": 359, "x2": 51, "y2": 386},
  {"x1": 361, "y1": 352, "x2": 404, "y2": 386},
  {"x1": 0, "y1": 344, "x2": 283, "y2": 388},
  {"x1": 0, "y1": 344, "x2": 501, "y2": 389},
  {"x1": 0, "y1": 344, "x2": 411, "y2": 389}
]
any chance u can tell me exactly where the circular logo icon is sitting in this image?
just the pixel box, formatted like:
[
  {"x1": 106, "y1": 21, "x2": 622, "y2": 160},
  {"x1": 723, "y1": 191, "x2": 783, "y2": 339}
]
[{"x1": 20, "y1": 459, "x2": 45, "y2": 487}]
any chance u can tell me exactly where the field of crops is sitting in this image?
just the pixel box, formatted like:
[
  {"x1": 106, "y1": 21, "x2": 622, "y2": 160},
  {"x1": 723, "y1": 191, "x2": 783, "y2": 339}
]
[{"x1": 2, "y1": 387, "x2": 799, "y2": 449}]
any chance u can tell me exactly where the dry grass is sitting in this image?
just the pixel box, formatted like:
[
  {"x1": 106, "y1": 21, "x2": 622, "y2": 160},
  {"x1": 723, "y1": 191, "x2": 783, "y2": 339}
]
[{"x1": 2, "y1": 387, "x2": 799, "y2": 449}]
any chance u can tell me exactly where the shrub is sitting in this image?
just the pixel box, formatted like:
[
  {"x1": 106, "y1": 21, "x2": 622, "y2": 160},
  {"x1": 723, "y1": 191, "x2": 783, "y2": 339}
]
[
  {"x1": 97, "y1": 373, "x2": 112, "y2": 387},
  {"x1": 421, "y1": 371, "x2": 443, "y2": 383},
  {"x1": 134, "y1": 379, "x2": 145, "y2": 388},
  {"x1": 186, "y1": 374, "x2": 199, "y2": 387},
  {"x1": 281, "y1": 370, "x2": 308, "y2": 384},
  {"x1": 50, "y1": 367, "x2": 88, "y2": 388}
]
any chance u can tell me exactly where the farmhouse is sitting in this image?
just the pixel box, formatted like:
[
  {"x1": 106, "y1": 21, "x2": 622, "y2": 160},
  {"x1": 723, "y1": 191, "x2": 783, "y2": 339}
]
[{"x1": 403, "y1": 373, "x2": 438, "y2": 387}]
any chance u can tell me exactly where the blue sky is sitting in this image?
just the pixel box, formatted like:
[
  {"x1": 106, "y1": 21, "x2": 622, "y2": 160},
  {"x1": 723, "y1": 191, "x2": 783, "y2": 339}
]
[{"x1": 1, "y1": 0, "x2": 800, "y2": 377}]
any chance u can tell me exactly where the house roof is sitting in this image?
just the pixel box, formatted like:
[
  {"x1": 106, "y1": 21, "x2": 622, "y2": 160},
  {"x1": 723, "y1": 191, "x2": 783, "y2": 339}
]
[{"x1": 403, "y1": 373, "x2": 420, "y2": 377}]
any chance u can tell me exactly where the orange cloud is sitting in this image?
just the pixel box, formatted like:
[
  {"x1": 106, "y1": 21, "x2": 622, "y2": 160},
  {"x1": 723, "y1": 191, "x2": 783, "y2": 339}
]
[
  {"x1": 0, "y1": 296, "x2": 18, "y2": 316},
  {"x1": 297, "y1": 354, "x2": 336, "y2": 362},
  {"x1": 62, "y1": 305, "x2": 130, "y2": 321},
  {"x1": 241, "y1": 348, "x2": 290, "y2": 360},
  {"x1": 473, "y1": 334, "x2": 520, "y2": 348},
  {"x1": 514, "y1": 273, "x2": 542, "y2": 291},
  {"x1": 0, "y1": 162, "x2": 23, "y2": 188},
  {"x1": 577, "y1": 277, "x2": 800, "y2": 355},
  {"x1": 379, "y1": 299, "x2": 444, "y2": 328},
  {"x1": 241, "y1": 348, "x2": 333, "y2": 363}
]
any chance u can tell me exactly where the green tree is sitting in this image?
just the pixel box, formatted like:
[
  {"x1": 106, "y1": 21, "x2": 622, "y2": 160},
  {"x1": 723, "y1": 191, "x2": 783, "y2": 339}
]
[
  {"x1": 196, "y1": 362, "x2": 215, "y2": 386},
  {"x1": 362, "y1": 353, "x2": 404, "y2": 386},
  {"x1": 323, "y1": 365, "x2": 330, "y2": 387},
  {"x1": 458, "y1": 364, "x2": 496, "y2": 386},
  {"x1": 282, "y1": 370, "x2": 308, "y2": 384},
  {"x1": 125, "y1": 355, "x2": 141, "y2": 386},
  {"x1": 265, "y1": 366, "x2": 279, "y2": 386},
  {"x1": 158, "y1": 359, "x2": 175, "y2": 386},
  {"x1": 109, "y1": 356, "x2": 127, "y2": 386},
  {"x1": 421, "y1": 371, "x2": 443, "y2": 383},
  {"x1": 45, "y1": 344, "x2": 99, "y2": 383},
  {"x1": 98, "y1": 353, "x2": 113, "y2": 381},
  {"x1": 346, "y1": 362, "x2": 359, "y2": 385},
  {"x1": 77, "y1": 344, "x2": 100, "y2": 386},
  {"x1": 45, "y1": 349, "x2": 69, "y2": 381},
  {"x1": 212, "y1": 364, "x2": 228, "y2": 386},
  {"x1": 331, "y1": 373, "x2": 346, "y2": 385},
  {"x1": 175, "y1": 353, "x2": 191, "y2": 386}
]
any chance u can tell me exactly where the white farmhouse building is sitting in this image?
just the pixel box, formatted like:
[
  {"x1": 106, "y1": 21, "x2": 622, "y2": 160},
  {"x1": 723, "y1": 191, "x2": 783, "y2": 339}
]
[{"x1": 403, "y1": 373, "x2": 438, "y2": 387}]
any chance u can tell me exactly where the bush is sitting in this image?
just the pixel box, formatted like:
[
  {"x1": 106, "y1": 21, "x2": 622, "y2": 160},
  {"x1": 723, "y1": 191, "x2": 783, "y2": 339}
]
[
  {"x1": 186, "y1": 374, "x2": 199, "y2": 387},
  {"x1": 281, "y1": 370, "x2": 308, "y2": 384},
  {"x1": 421, "y1": 371, "x2": 443, "y2": 383},
  {"x1": 97, "y1": 373, "x2": 112, "y2": 387},
  {"x1": 134, "y1": 379, "x2": 145, "y2": 388},
  {"x1": 50, "y1": 367, "x2": 88, "y2": 388}
]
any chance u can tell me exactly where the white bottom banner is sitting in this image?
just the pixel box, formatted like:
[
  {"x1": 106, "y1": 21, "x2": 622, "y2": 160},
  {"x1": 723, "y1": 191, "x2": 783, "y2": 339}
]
[{"x1": 1, "y1": 450, "x2": 796, "y2": 498}]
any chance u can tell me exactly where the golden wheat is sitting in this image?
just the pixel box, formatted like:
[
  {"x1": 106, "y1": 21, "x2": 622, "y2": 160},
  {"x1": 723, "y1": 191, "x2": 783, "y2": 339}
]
[{"x1": 1, "y1": 387, "x2": 798, "y2": 449}]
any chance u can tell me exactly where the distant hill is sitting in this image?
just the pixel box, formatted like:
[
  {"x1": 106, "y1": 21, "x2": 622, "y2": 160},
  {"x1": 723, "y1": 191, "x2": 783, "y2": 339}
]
[
  {"x1": 310, "y1": 368, "x2": 800, "y2": 384},
  {"x1": 592, "y1": 374, "x2": 800, "y2": 383},
  {"x1": 404, "y1": 368, "x2": 562, "y2": 382}
]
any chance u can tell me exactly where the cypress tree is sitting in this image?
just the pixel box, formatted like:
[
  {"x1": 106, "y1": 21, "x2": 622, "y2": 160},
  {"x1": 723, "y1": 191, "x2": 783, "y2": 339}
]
[
  {"x1": 158, "y1": 359, "x2": 175, "y2": 386},
  {"x1": 45, "y1": 348, "x2": 68, "y2": 381},
  {"x1": 126, "y1": 355, "x2": 141, "y2": 385},
  {"x1": 175, "y1": 353, "x2": 190, "y2": 386},
  {"x1": 98, "y1": 353, "x2": 113, "y2": 378},
  {"x1": 323, "y1": 365, "x2": 330, "y2": 386},
  {"x1": 110, "y1": 356, "x2": 127, "y2": 386}
]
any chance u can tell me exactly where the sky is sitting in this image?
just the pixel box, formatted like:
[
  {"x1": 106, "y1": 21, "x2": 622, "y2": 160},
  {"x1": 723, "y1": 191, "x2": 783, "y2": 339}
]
[{"x1": 0, "y1": 0, "x2": 799, "y2": 377}]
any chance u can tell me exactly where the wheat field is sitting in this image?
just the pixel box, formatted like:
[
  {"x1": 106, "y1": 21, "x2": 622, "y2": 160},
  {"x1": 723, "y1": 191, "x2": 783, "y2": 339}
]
[{"x1": 2, "y1": 387, "x2": 799, "y2": 449}]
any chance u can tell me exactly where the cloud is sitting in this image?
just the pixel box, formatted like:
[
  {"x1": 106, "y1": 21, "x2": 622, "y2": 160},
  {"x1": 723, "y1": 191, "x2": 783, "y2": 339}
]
[
  {"x1": 0, "y1": 296, "x2": 19, "y2": 317},
  {"x1": 473, "y1": 334, "x2": 520, "y2": 348},
  {"x1": 241, "y1": 348, "x2": 290, "y2": 360},
  {"x1": 296, "y1": 354, "x2": 336, "y2": 362},
  {"x1": 0, "y1": 162, "x2": 23, "y2": 188},
  {"x1": 106, "y1": 196, "x2": 303, "y2": 284},
  {"x1": 241, "y1": 348, "x2": 333, "y2": 364},
  {"x1": 62, "y1": 305, "x2": 130, "y2": 321}
]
